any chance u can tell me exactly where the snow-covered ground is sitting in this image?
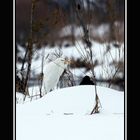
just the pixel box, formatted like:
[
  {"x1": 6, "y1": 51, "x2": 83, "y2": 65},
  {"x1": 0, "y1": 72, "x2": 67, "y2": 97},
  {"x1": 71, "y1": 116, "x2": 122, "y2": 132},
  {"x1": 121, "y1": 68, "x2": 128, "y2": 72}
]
[
  {"x1": 59, "y1": 24, "x2": 110, "y2": 40},
  {"x1": 16, "y1": 85, "x2": 124, "y2": 140}
]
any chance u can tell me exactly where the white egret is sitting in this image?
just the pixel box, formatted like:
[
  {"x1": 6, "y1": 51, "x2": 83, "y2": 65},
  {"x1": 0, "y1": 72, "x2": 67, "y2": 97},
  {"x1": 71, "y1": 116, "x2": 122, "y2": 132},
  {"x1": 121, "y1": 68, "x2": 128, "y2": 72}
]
[{"x1": 42, "y1": 57, "x2": 70, "y2": 94}]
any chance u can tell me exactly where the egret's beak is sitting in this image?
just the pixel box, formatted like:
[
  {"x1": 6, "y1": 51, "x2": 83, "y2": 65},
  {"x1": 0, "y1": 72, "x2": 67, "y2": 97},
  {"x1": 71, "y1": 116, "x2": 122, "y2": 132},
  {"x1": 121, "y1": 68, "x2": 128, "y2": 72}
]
[{"x1": 64, "y1": 59, "x2": 71, "y2": 64}]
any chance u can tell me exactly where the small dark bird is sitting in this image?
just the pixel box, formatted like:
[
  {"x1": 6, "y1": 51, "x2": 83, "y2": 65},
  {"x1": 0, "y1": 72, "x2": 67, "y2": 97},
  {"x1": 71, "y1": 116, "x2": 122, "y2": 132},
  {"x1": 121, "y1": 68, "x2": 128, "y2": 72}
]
[{"x1": 80, "y1": 76, "x2": 95, "y2": 85}]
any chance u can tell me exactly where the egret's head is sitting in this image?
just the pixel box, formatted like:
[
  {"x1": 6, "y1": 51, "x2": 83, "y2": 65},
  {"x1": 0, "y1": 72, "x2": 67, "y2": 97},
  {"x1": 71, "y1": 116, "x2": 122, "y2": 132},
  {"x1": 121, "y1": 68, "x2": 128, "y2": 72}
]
[
  {"x1": 64, "y1": 58, "x2": 71, "y2": 65},
  {"x1": 55, "y1": 57, "x2": 71, "y2": 65}
]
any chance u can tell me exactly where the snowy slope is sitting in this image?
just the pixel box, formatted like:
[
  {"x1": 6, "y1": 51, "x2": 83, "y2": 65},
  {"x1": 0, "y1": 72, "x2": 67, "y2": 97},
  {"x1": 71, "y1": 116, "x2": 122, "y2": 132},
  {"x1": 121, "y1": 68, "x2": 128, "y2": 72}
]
[
  {"x1": 17, "y1": 85, "x2": 124, "y2": 115},
  {"x1": 16, "y1": 85, "x2": 124, "y2": 140}
]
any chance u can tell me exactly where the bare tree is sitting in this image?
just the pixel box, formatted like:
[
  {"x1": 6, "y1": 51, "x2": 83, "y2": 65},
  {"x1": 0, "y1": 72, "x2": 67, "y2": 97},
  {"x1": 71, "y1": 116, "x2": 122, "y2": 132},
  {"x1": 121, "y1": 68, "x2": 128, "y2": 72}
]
[
  {"x1": 72, "y1": 0, "x2": 101, "y2": 114},
  {"x1": 24, "y1": 0, "x2": 37, "y2": 96}
]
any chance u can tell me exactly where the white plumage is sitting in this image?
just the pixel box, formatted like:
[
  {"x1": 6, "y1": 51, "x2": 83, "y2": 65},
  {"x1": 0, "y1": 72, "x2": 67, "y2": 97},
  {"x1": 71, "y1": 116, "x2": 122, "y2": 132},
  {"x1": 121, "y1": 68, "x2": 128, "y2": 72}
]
[{"x1": 42, "y1": 57, "x2": 69, "y2": 94}]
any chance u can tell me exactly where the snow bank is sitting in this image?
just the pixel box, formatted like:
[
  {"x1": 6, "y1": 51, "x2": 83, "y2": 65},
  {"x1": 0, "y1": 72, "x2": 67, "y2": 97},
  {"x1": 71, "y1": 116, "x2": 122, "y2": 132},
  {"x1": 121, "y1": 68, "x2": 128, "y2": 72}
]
[
  {"x1": 17, "y1": 85, "x2": 124, "y2": 115},
  {"x1": 16, "y1": 85, "x2": 124, "y2": 140}
]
